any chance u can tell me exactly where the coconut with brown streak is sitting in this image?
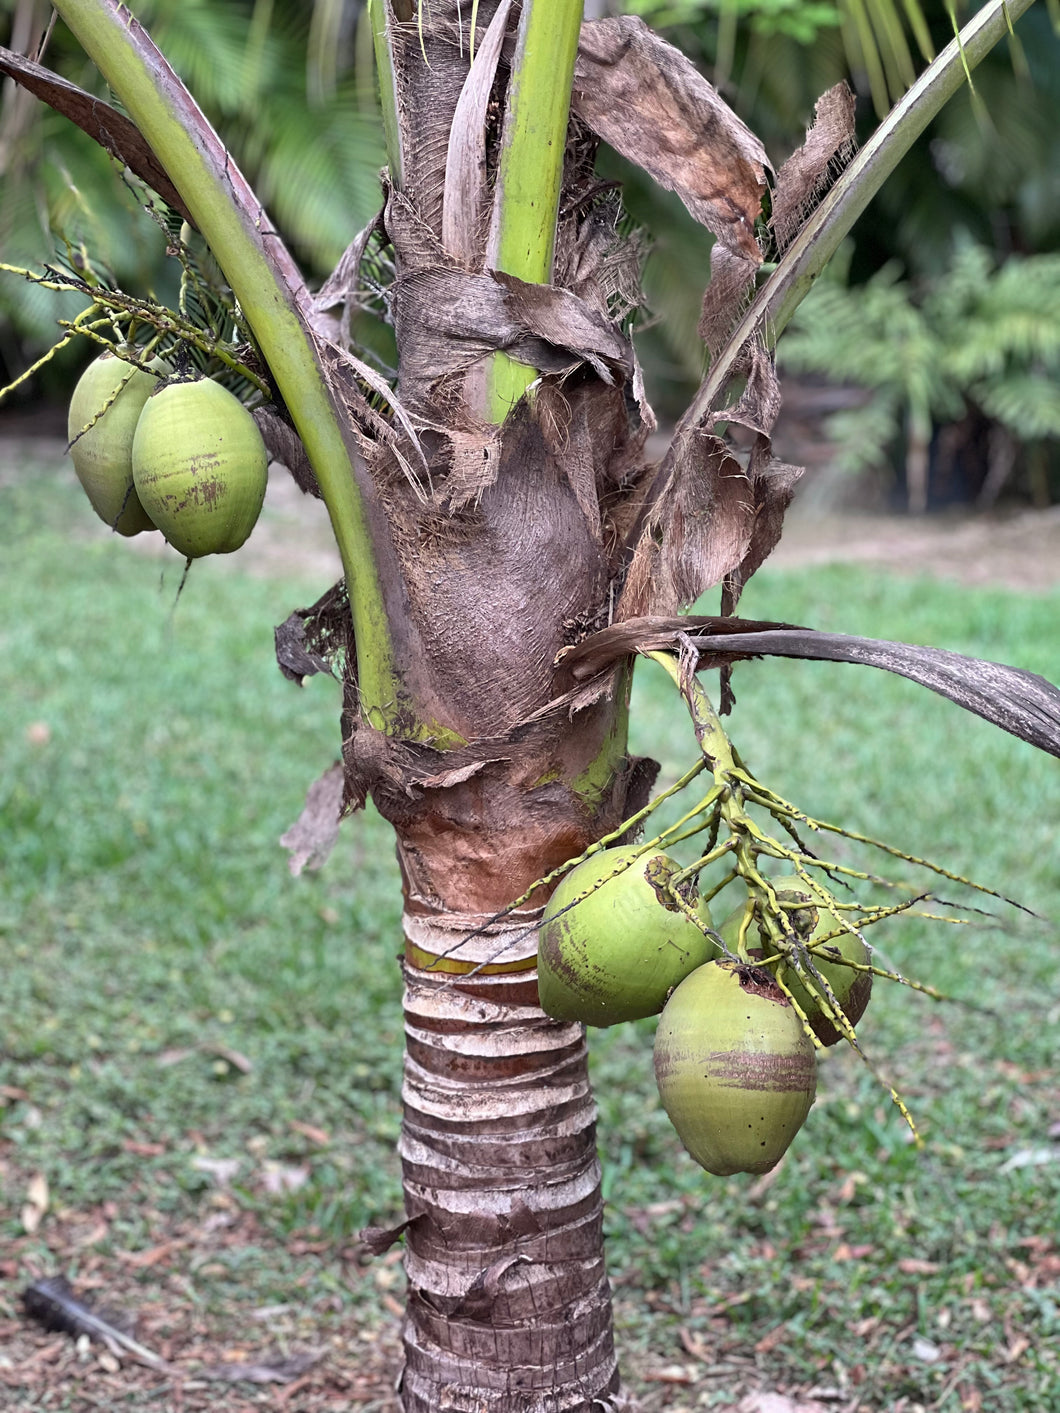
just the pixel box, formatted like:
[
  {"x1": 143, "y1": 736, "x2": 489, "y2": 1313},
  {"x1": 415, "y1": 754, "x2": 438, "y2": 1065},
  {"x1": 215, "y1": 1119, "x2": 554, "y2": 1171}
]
[
  {"x1": 132, "y1": 377, "x2": 268, "y2": 557},
  {"x1": 654, "y1": 959, "x2": 817, "y2": 1176}
]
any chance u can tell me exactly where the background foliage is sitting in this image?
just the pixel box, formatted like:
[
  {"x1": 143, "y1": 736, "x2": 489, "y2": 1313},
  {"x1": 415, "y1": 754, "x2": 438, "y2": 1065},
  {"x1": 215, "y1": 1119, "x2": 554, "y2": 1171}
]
[{"x1": 3, "y1": 0, "x2": 1059, "y2": 506}]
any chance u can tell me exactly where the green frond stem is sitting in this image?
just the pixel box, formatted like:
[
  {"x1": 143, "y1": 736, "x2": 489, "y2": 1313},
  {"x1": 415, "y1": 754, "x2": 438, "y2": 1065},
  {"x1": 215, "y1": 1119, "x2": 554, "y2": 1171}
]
[
  {"x1": 369, "y1": 0, "x2": 404, "y2": 188},
  {"x1": 485, "y1": 0, "x2": 584, "y2": 422},
  {"x1": 649, "y1": 876, "x2": 733, "y2": 958},
  {"x1": 732, "y1": 765, "x2": 1028, "y2": 912},
  {"x1": 646, "y1": 793, "x2": 725, "y2": 853},
  {"x1": 772, "y1": 967, "x2": 830, "y2": 1050},
  {"x1": 697, "y1": 866, "x2": 739, "y2": 908},
  {"x1": 0, "y1": 260, "x2": 91, "y2": 295},
  {"x1": 51, "y1": 282, "x2": 273, "y2": 398},
  {"x1": 664, "y1": 808, "x2": 724, "y2": 874},
  {"x1": 668, "y1": 839, "x2": 737, "y2": 889},
  {"x1": 848, "y1": 961, "x2": 995, "y2": 1013},
  {"x1": 775, "y1": 960, "x2": 922, "y2": 1143},
  {"x1": 53, "y1": 0, "x2": 401, "y2": 729},
  {"x1": 746, "y1": 792, "x2": 1033, "y2": 913},
  {"x1": 674, "y1": 0, "x2": 1038, "y2": 458}
]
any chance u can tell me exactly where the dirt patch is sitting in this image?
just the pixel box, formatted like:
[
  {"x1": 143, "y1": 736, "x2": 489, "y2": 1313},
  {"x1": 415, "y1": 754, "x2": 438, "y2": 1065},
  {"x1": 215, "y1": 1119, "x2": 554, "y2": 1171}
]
[
  {"x1": 769, "y1": 505, "x2": 1060, "y2": 593},
  {"x1": 1, "y1": 1203, "x2": 402, "y2": 1412}
]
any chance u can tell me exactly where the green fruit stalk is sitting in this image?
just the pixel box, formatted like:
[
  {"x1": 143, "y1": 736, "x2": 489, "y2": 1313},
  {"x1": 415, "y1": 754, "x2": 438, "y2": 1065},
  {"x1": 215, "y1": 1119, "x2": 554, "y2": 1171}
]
[
  {"x1": 767, "y1": 875, "x2": 873, "y2": 1046},
  {"x1": 654, "y1": 960, "x2": 817, "y2": 1176},
  {"x1": 132, "y1": 378, "x2": 268, "y2": 557},
  {"x1": 67, "y1": 350, "x2": 162, "y2": 536},
  {"x1": 538, "y1": 846, "x2": 717, "y2": 1027}
]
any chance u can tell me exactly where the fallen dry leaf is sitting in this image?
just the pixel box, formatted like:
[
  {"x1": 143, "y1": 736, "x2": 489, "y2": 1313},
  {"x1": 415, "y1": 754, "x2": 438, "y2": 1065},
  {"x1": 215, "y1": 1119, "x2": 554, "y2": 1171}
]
[
  {"x1": 196, "y1": 1348, "x2": 325, "y2": 1384},
  {"x1": 738, "y1": 1394, "x2": 831, "y2": 1413},
  {"x1": 290, "y1": 1120, "x2": 331, "y2": 1147},
  {"x1": 121, "y1": 1139, "x2": 167, "y2": 1157},
  {"x1": 261, "y1": 1163, "x2": 310, "y2": 1196},
  {"x1": 642, "y1": 1364, "x2": 697, "y2": 1385},
  {"x1": 118, "y1": 1239, "x2": 189, "y2": 1268},
  {"x1": 832, "y1": 1242, "x2": 874, "y2": 1261},
  {"x1": 21, "y1": 1173, "x2": 49, "y2": 1234},
  {"x1": 678, "y1": 1326, "x2": 711, "y2": 1362},
  {"x1": 190, "y1": 1157, "x2": 241, "y2": 1186},
  {"x1": 754, "y1": 1324, "x2": 788, "y2": 1355},
  {"x1": 897, "y1": 1258, "x2": 941, "y2": 1275},
  {"x1": 201, "y1": 1043, "x2": 253, "y2": 1074}
]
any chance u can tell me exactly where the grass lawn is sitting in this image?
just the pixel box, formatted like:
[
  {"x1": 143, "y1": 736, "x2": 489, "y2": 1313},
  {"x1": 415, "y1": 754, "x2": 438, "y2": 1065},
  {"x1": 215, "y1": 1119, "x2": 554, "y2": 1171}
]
[{"x1": 1, "y1": 455, "x2": 1058, "y2": 1411}]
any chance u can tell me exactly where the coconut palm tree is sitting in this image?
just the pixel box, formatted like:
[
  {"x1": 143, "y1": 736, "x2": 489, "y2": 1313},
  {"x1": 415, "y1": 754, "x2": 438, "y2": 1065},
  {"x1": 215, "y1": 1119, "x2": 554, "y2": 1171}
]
[{"x1": 2, "y1": 1, "x2": 1056, "y2": 1407}]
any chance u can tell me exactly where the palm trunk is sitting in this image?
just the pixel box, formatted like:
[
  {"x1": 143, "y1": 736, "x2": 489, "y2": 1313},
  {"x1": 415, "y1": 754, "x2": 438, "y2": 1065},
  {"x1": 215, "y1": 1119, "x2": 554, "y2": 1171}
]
[
  {"x1": 363, "y1": 701, "x2": 650, "y2": 1409},
  {"x1": 398, "y1": 907, "x2": 618, "y2": 1409}
]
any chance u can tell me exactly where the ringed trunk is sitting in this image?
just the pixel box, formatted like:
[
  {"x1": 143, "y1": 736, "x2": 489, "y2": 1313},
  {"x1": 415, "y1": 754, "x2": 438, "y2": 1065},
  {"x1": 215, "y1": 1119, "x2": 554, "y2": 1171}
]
[{"x1": 368, "y1": 702, "x2": 649, "y2": 1409}]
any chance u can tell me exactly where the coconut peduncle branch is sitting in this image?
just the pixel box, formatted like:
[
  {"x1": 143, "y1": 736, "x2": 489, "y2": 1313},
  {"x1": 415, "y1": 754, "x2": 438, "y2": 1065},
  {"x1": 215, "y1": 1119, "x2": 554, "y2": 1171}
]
[
  {"x1": 485, "y1": 0, "x2": 585, "y2": 420},
  {"x1": 51, "y1": 0, "x2": 402, "y2": 726}
]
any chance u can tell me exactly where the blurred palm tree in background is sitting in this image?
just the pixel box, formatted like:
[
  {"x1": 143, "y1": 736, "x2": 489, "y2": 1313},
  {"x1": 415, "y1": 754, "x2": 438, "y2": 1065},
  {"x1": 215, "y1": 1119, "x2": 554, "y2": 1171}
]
[{"x1": 616, "y1": 1, "x2": 1060, "y2": 395}]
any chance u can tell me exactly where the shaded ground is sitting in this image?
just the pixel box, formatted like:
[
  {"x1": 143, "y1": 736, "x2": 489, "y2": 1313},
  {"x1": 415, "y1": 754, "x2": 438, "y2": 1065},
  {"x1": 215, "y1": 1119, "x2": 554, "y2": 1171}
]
[
  {"x1": 2, "y1": 1212, "x2": 405, "y2": 1412},
  {"x1": 768, "y1": 506, "x2": 1060, "y2": 593}
]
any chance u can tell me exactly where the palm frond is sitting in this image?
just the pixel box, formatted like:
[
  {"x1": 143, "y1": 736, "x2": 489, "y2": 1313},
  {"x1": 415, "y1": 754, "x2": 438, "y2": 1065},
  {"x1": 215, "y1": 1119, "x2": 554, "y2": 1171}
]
[{"x1": 977, "y1": 374, "x2": 1060, "y2": 440}]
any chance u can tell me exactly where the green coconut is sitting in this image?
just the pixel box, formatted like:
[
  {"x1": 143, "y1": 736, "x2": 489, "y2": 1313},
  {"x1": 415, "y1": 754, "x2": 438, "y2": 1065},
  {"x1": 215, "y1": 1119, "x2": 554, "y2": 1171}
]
[
  {"x1": 132, "y1": 378, "x2": 268, "y2": 557},
  {"x1": 537, "y1": 846, "x2": 718, "y2": 1026},
  {"x1": 766, "y1": 875, "x2": 873, "y2": 1046},
  {"x1": 717, "y1": 902, "x2": 756, "y2": 956},
  {"x1": 654, "y1": 959, "x2": 817, "y2": 1176},
  {"x1": 67, "y1": 350, "x2": 163, "y2": 535}
]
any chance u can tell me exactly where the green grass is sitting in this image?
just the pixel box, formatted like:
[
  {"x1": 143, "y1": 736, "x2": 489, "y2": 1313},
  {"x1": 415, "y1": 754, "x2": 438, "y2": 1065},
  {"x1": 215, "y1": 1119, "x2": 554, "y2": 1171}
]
[
  {"x1": 2, "y1": 459, "x2": 1059, "y2": 1408},
  {"x1": 1, "y1": 468, "x2": 406, "y2": 1299}
]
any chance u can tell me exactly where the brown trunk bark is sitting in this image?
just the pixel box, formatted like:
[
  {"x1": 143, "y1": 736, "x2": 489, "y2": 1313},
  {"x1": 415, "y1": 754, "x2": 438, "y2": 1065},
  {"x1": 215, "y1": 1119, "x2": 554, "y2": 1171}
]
[
  {"x1": 348, "y1": 10, "x2": 659, "y2": 1401},
  {"x1": 365, "y1": 708, "x2": 649, "y2": 1410},
  {"x1": 397, "y1": 906, "x2": 620, "y2": 1410}
]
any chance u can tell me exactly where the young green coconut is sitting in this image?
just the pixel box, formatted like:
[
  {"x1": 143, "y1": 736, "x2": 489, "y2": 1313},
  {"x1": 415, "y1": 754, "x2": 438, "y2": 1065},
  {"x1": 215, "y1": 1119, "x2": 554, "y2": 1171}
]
[
  {"x1": 537, "y1": 846, "x2": 718, "y2": 1026},
  {"x1": 67, "y1": 349, "x2": 164, "y2": 536},
  {"x1": 132, "y1": 377, "x2": 268, "y2": 557},
  {"x1": 654, "y1": 959, "x2": 818, "y2": 1176}
]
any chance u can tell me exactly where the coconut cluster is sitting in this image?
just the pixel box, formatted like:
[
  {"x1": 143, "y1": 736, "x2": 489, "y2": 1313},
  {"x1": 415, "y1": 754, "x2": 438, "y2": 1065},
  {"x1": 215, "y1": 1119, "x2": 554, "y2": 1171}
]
[
  {"x1": 537, "y1": 848, "x2": 873, "y2": 1177},
  {"x1": 68, "y1": 352, "x2": 268, "y2": 558}
]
